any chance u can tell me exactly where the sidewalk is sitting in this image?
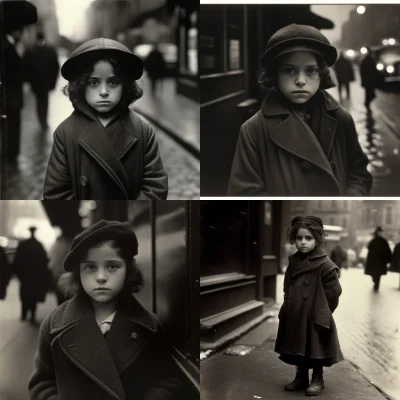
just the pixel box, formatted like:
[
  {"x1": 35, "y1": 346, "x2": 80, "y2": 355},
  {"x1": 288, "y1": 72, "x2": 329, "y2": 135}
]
[
  {"x1": 201, "y1": 318, "x2": 390, "y2": 400},
  {"x1": 133, "y1": 75, "x2": 199, "y2": 157}
]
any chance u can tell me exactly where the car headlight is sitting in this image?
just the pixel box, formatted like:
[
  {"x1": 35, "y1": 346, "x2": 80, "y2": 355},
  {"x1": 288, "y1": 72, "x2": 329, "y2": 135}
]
[
  {"x1": 376, "y1": 63, "x2": 384, "y2": 71},
  {"x1": 386, "y1": 65, "x2": 395, "y2": 73}
]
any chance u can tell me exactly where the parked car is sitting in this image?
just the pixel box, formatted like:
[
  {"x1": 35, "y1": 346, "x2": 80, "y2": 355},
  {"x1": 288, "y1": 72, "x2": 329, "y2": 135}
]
[{"x1": 373, "y1": 44, "x2": 400, "y2": 86}]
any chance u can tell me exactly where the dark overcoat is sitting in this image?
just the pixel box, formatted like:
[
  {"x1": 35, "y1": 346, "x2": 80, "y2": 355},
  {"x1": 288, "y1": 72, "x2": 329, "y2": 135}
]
[
  {"x1": 360, "y1": 55, "x2": 379, "y2": 89},
  {"x1": 334, "y1": 57, "x2": 355, "y2": 84},
  {"x1": 13, "y1": 237, "x2": 49, "y2": 303},
  {"x1": 0, "y1": 246, "x2": 11, "y2": 300},
  {"x1": 227, "y1": 89, "x2": 372, "y2": 196},
  {"x1": 390, "y1": 242, "x2": 400, "y2": 273},
  {"x1": 275, "y1": 246, "x2": 344, "y2": 366},
  {"x1": 43, "y1": 103, "x2": 168, "y2": 200},
  {"x1": 365, "y1": 236, "x2": 392, "y2": 277},
  {"x1": 23, "y1": 43, "x2": 60, "y2": 93},
  {"x1": 28, "y1": 292, "x2": 187, "y2": 400}
]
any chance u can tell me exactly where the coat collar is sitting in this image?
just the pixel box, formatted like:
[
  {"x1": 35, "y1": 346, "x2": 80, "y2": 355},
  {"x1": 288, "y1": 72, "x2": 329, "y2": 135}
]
[
  {"x1": 72, "y1": 102, "x2": 139, "y2": 198},
  {"x1": 49, "y1": 292, "x2": 158, "y2": 400},
  {"x1": 261, "y1": 89, "x2": 340, "y2": 185},
  {"x1": 290, "y1": 246, "x2": 328, "y2": 278}
]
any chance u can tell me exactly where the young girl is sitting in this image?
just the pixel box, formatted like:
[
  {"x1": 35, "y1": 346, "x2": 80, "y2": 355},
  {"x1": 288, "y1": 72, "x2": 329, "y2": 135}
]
[
  {"x1": 227, "y1": 24, "x2": 372, "y2": 196},
  {"x1": 43, "y1": 38, "x2": 168, "y2": 200},
  {"x1": 28, "y1": 220, "x2": 185, "y2": 399},
  {"x1": 275, "y1": 216, "x2": 343, "y2": 396}
]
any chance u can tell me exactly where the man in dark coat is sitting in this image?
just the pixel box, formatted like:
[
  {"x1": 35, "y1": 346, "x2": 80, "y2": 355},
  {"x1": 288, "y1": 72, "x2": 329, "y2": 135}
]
[
  {"x1": 330, "y1": 244, "x2": 347, "y2": 278},
  {"x1": 0, "y1": 245, "x2": 11, "y2": 300},
  {"x1": 23, "y1": 31, "x2": 60, "y2": 129},
  {"x1": 365, "y1": 226, "x2": 392, "y2": 291},
  {"x1": 359, "y1": 48, "x2": 379, "y2": 112},
  {"x1": 334, "y1": 51, "x2": 354, "y2": 102},
  {"x1": 3, "y1": 25, "x2": 24, "y2": 163},
  {"x1": 144, "y1": 44, "x2": 166, "y2": 96},
  {"x1": 13, "y1": 226, "x2": 49, "y2": 323}
]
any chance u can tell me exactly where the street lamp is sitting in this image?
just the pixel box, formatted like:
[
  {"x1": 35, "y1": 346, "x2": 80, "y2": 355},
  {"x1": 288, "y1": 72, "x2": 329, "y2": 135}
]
[
  {"x1": 389, "y1": 38, "x2": 396, "y2": 45},
  {"x1": 360, "y1": 47, "x2": 368, "y2": 54},
  {"x1": 357, "y1": 5, "x2": 366, "y2": 14}
]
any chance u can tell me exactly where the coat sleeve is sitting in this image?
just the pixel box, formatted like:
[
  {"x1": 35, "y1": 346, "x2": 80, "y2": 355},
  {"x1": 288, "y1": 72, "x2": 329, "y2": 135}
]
[
  {"x1": 137, "y1": 123, "x2": 168, "y2": 200},
  {"x1": 227, "y1": 123, "x2": 268, "y2": 196},
  {"x1": 43, "y1": 128, "x2": 74, "y2": 200},
  {"x1": 321, "y1": 264, "x2": 342, "y2": 313},
  {"x1": 341, "y1": 111, "x2": 372, "y2": 196},
  {"x1": 28, "y1": 315, "x2": 59, "y2": 400}
]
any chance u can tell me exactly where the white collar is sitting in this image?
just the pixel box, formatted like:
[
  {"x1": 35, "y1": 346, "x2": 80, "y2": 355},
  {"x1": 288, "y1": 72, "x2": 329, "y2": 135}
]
[
  {"x1": 6, "y1": 34, "x2": 15, "y2": 46},
  {"x1": 96, "y1": 310, "x2": 117, "y2": 325}
]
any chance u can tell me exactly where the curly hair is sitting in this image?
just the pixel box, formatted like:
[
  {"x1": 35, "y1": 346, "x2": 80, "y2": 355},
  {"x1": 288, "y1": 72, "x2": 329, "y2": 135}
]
[
  {"x1": 57, "y1": 239, "x2": 144, "y2": 300},
  {"x1": 62, "y1": 54, "x2": 143, "y2": 109},
  {"x1": 287, "y1": 216, "x2": 328, "y2": 247},
  {"x1": 258, "y1": 54, "x2": 336, "y2": 91}
]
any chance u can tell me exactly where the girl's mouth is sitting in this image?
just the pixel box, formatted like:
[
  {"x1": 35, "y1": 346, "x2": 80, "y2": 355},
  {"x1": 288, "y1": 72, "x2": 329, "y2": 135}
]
[{"x1": 293, "y1": 90, "x2": 309, "y2": 94}]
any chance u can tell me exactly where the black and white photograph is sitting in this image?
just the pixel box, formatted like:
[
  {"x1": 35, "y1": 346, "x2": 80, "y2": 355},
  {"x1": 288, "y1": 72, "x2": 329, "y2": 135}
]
[
  {"x1": 0, "y1": 200, "x2": 200, "y2": 399},
  {"x1": 200, "y1": 4, "x2": 400, "y2": 196},
  {"x1": 200, "y1": 200, "x2": 400, "y2": 400},
  {"x1": 0, "y1": 0, "x2": 199, "y2": 200}
]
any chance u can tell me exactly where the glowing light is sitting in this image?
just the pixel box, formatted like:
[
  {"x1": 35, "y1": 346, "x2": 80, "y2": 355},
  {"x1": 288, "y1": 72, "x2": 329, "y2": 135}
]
[
  {"x1": 357, "y1": 6, "x2": 366, "y2": 14},
  {"x1": 376, "y1": 63, "x2": 384, "y2": 71},
  {"x1": 386, "y1": 65, "x2": 395, "y2": 73},
  {"x1": 360, "y1": 47, "x2": 368, "y2": 54},
  {"x1": 346, "y1": 49, "x2": 355, "y2": 57},
  {"x1": 383, "y1": 39, "x2": 389, "y2": 45},
  {"x1": 389, "y1": 38, "x2": 396, "y2": 45}
]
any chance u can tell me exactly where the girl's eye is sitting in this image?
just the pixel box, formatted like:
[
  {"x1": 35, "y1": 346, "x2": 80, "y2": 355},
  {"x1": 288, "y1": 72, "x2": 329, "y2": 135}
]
[
  {"x1": 306, "y1": 68, "x2": 319, "y2": 76},
  {"x1": 281, "y1": 67, "x2": 297, "y2": 75},
  {"x1": 83, "y1": 264, "x2": 96, "y2": 270},
  {"x1": 108, "y1": 79, "x2": 121, "y2": 87},
  {"x1": 108, "y1": 263, "x2": 120, "y2": 270},
  {"x1": 88, "y1": 79, "x2": 99, "y2": 87},
  {"x1": 305, "y1": 236, "x2": 313, "y2": 241}
]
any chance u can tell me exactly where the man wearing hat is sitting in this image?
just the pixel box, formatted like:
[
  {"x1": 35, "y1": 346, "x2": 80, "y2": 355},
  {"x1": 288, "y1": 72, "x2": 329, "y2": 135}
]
[
  {"x1": 228, "y1": 24, "x2": 372, "y2": 197},
  {"x1": 2, "y1": 0, "x2": 37, "y2": 163},
  {"x1": 365, "y1": 226, "x2": 392, "y2": 291}
]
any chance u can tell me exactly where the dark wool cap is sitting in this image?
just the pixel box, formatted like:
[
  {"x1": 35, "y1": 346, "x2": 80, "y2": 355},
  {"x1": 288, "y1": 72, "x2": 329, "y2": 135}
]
[
  {"x1": 61, "y1": 37, "x2": 143, "y2": 81},
  {"x1": 260, "y1": 24, "x2": 338, "y2": 68},
  {"x1": 64, "y1": 220, "x2": 138, "y2": 272},
  {"x1": 291, "y1": 216, "x2": 324, "y2": 228}
]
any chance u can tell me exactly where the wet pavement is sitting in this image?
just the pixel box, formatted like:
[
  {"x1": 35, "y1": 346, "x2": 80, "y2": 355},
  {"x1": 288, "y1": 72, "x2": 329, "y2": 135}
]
[
  {"x1": 5, "y1": 56, "x2": 199, "y2": 200},
  {"x1": 276, "y1": 268, "x2": 400, "y2": 400},
  {"x1": 326, "y1": 70, "x2": 400, "y2": 196},
  {"x1": 0, "y1": 278, "x2": 58, "y2": 400}
]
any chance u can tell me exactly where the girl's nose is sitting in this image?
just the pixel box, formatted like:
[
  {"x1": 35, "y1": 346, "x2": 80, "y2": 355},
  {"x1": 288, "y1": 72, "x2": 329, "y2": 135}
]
[
  {"x1": 295, "y1": 72, "x2": 307, "y2": 85},
  {"x1": 99, "y1": 84, "x2": 109, "y2": 97},
  {"x1": 96, "y1": 271, "x2": 108, "y2": 282}
]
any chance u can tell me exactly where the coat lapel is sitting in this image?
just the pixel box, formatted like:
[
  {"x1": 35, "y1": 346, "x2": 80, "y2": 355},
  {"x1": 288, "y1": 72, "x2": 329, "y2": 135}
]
[
  {"x1": 262, "y1": 89, "x2": 340, "y2": 181},
  {"x1": 290, "y1": 246, "x2": 328, "y2": 279},
  {"x1": 78, "y1": 126, "x2": 130, "y2": 198}
]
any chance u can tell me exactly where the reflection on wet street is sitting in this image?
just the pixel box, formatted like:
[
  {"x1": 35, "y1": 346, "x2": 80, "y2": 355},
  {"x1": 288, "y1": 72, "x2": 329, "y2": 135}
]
[
  {"x1": 327, "y1": 72, "x2": 400, "y2": 195},
  {"x1": 276, "y1": 268, "x2": 400, "y2": 400}
]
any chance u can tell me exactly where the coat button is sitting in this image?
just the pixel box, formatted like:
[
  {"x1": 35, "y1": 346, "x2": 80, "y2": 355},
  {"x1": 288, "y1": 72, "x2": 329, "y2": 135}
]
[
  {"x1": 80, "y1": 176, "x2": 88, "y2": 187},
  {"x1": 302, "y1": 161, "x2": 311, "y2": 170},
  {"x1": 329, "y1": 161, "x2": 336, "y2": 170},
  {"x1": 131, "y1": 332, "x2": 138, "y2": 340},
  {"x1": 305, "y1": 113, "x2": 311, "y2": 120},
  {"x1": 304, "y1": 280, "x2": 310, "y2": 285},
  {"x1": 303, "y1": 293, "x2": 309, "y2": 299}
]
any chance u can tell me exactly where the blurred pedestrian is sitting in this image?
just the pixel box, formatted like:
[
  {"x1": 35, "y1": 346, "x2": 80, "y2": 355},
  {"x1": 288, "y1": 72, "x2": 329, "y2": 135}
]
[
  {"x1": 29, "y1": 220, "x2": 186, "y2": 399},
  {"x1": 23, "y1": 31, "x2": 60, "y2": 130},
  {"x1": 330, "y1": 244, "x2": 347, "y2": 278},
  {"x1": 228, "y1": 24, "x2": 372, "y2": 196},
  {"x1": 360, "y1": 47, "x2": 379, "y2": 113},
  {"x1": 346, "y1": 248, "x2": 356, "y2": 268},
  {"x1": 144, "y1": 44, "x2": 166, "y2": 96},
  {"x1": 276, "y1": 216, "x2": 343, "y2": 396},
  {"x1": 2, "y1": 24, "x2": 24, "y2": 163},
  {"x1": 390, "y1": 241, "x2": 400, "y2": 273},
  {"x1": 334, "y1": 51, "x2": 354, "y2": 102},
  {"x1": 365, "y1": 226, "x2": 392, "y2": 291},
  {"x1": 0, "y1": 245, "x2": 11, "y2": 300},
  {"x1": 43, "y1": 38, "x2": 168, "y2": 200},
  {"x1": 47, "y1": 233, "x2": 74, "y2": 305},
  {"x1": 13, "y1": 227, "x2": 49, "y2": 324}
]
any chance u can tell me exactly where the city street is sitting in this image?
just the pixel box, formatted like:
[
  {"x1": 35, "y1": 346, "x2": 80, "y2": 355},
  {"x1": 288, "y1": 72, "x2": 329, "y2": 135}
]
[
  {"x1": 0, "y1": 278, "x2": 58, "y2": 400},
  {"x1": 327, "y1": 71, "x2": 400, "y2": 196},
  {"x1": 6, "y1": 57, "x2": 199, "y2": 200}
]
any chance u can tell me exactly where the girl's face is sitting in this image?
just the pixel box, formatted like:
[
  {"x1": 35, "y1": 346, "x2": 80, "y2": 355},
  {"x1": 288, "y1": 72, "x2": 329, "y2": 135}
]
[
  {"x1": 80, "y1": 242, "x2": 126, "y2": 304},
  {"x1": 295, "y1": 228, "x2": 317, "y2": 254},
  {"x1": 85, "y1": 60, "x2": 123, "y2": 113},
  {"x1": 277, "y1": 51, "x2": 320, "y2": 104}
]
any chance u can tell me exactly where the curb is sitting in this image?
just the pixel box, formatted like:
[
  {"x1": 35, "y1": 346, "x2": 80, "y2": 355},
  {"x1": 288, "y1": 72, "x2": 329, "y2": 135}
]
[{"x1": 133, "y1": 107, "x2": 200, "y2": 159}]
